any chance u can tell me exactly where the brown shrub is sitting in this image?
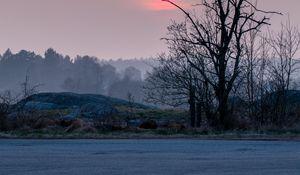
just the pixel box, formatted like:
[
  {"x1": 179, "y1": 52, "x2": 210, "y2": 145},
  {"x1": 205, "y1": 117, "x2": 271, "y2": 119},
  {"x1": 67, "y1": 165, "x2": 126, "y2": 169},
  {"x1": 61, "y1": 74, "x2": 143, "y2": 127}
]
[
  {"x1": 65, "y1": 119, "x2": 88, "y2": 133},
  {"x1": 34, "y1": 118, "x2": 56, "y2": 129},
  {"x1": 75, "y1": 126, "x2": 97, "y2": 133},
  {"x1": 166, "y1": 123, "x2": 186, "y2": 130}
]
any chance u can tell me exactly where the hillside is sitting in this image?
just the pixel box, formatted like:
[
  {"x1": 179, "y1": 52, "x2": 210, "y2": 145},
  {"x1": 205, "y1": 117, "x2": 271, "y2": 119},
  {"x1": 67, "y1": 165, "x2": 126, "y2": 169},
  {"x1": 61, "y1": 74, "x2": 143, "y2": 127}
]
[{"x1": 11, "y1": 92, "x2": 149, "y2": 119}]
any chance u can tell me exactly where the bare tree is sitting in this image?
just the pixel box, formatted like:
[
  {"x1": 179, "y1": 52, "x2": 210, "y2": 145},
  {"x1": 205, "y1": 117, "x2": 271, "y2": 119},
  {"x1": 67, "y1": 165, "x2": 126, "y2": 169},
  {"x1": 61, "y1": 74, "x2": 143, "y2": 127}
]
[
  {"x1": 256, "y1": 35, "x2": 271, "y2": 127},
  {"x1": 267, "y1": 18, "x2": 300, "y2": 126},
  {"x1": 145, "y1": 54, "x2": 194, "y2": 107},
  {"x1": 20, "y1": 70, "x2": 42, "y2": 99},
  {"x1": 145, "y1": 53, "x2": 214, "y2": 128},
  {"x1": 268, "y1": 19, "x2": 300, "y2": 92},
  {"x1": 241, "y1": 4, "x2": 261, "y2": 122},
  {"x1": 162, "y1": 0, "x2": 277, "y2": 129},
  {"x1": 127, "y1": 91, "x2": 135, "y2": 119},
  {"x1": 145, "y1": 54, "x2": 199, "y2": 127}
]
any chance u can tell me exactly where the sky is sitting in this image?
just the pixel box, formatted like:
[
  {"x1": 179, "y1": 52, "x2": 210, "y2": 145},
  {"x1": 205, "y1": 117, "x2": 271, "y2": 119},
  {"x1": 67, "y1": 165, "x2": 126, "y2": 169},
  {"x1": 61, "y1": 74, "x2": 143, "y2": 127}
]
[{"x1": 0, "y1": 0, "x2": 299, "y2": 59}]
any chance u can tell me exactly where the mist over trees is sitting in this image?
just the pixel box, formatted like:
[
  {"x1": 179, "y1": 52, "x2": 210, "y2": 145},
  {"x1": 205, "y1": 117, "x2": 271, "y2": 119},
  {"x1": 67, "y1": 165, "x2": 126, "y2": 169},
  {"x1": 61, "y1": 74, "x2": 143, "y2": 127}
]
[{"x1": 0, "y1": 48, "x2": 148, "y2": 103}]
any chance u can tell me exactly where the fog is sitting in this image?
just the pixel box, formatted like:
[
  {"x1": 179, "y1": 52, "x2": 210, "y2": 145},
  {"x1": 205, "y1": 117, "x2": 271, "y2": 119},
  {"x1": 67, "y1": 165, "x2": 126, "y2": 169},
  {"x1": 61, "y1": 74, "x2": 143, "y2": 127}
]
[{"x1": 0, "y1": 48, "x2": 153, "y2": 103}]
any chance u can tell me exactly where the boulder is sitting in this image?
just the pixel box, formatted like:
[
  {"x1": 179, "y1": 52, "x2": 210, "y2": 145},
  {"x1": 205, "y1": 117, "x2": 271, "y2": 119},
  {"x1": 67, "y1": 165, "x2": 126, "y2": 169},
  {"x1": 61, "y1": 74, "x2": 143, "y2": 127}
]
[
  {"x1": 128, "y1": 119, "x2": 142, "y2": 128},
  {"x1": 139, "y1": 120, "x2": 158, "y2": 129}
]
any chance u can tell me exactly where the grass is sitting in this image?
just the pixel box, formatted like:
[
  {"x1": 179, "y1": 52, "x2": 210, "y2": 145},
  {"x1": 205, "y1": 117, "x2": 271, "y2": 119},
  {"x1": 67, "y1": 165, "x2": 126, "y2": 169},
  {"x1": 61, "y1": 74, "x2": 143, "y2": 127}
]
[
  {"x1": 1, "y1": 128, "x2": 300, "y2": 140},
  {"x1": 1, "y1": 107, "x2": 300, "y2": 140},
  {"x1": 264, "y1": 128, "x2": 300, "y2": 135},
  {"x1": 115, "y1": 106, "x2": 188, "y2": 120}
]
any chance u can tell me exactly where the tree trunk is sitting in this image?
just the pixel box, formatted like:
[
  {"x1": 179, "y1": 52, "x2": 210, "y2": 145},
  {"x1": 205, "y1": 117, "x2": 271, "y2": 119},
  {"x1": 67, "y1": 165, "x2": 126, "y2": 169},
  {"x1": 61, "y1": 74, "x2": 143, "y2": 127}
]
[
  {"x1": 189, "y1": 86, "x2": 196, "y2": 128},
  {"x1": 217, "y1": 92, "x2": 230, "y2": 130},
  {"x1": 217, "y1": 67, "x2": 230, "y2": 129},
  {"x1": 196, "y1": 102, "x2": 202, "y2": 128}
]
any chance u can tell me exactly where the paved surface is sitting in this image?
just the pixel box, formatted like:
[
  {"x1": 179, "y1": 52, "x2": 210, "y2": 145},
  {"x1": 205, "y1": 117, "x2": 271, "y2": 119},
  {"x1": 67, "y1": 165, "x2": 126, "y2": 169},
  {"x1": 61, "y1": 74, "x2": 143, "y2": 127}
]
[{"x1": 0, "y1": 139, "x2": 299, "y2": 175}]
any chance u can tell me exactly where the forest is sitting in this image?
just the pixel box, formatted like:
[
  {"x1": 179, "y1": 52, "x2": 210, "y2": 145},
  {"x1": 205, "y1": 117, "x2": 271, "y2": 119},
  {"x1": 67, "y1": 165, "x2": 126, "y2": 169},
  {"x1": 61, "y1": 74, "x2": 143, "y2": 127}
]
[{"x1": 0, "y1": 48, "x2": 147, "y2": 103}]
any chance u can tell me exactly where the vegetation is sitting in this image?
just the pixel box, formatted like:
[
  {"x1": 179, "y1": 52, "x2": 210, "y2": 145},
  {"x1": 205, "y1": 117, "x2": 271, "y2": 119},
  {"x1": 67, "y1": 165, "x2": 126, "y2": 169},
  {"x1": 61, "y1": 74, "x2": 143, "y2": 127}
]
[
  {"x1": 146, "y1": 0, "x2": 300, "y2": 131},
  {"x1": 1, "y1": 0, "x2": 300, "y2": 137},
  {"x1": 0, "y1": 93, "x2": 299, "y2": 140}
]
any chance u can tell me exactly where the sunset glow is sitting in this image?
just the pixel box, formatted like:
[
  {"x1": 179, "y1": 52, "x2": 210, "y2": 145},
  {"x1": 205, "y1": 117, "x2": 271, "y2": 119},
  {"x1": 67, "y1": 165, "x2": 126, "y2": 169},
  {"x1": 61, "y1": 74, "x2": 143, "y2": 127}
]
[{"x1": 143, "y1": 0, "x2": 186, "y2": 11}]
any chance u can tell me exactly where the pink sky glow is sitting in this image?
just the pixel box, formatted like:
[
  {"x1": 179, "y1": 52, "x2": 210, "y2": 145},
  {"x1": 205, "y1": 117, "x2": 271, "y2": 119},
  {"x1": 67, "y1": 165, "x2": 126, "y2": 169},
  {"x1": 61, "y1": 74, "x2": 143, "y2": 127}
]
[{"x1": 0, "y1": 0, "x2": 299, "y2": 59}]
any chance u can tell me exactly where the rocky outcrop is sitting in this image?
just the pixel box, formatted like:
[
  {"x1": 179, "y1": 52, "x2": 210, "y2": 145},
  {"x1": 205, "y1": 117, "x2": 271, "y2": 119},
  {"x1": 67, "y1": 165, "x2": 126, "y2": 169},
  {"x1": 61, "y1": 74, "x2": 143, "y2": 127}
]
[{"x1": 10, "y1": 92, "x2": 149, "y2": 119}]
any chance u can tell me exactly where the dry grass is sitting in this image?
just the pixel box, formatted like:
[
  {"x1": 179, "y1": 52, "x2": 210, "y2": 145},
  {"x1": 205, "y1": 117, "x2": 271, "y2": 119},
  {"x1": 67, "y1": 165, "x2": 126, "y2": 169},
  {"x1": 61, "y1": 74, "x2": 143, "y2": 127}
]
[{"x1": 1, "y1": 128, "x2": 300, "y2": 141}]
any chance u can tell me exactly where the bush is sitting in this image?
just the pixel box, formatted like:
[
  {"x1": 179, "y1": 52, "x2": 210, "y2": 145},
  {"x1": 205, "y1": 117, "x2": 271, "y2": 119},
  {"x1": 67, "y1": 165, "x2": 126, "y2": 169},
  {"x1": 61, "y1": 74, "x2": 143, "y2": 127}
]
[
  {"x1": 0, "y1": 114, "x2": 8, "y2": 131},
  {"x1": 34, "y1": 118, "x2": 56, "y2": 129}
]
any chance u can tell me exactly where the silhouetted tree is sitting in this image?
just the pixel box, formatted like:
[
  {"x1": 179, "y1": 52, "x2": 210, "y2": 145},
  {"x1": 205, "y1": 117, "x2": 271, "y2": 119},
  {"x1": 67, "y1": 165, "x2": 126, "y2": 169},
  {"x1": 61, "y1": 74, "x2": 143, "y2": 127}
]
[
  {"x1": 145, "y1": 54, "x2": 214, "y2": 127},
  {"x1": 267, "y1": 19, "x2": 300, "y2": 126},
  {"x1": 161, "y1": 0, "x2": 278, "y2": 129}
]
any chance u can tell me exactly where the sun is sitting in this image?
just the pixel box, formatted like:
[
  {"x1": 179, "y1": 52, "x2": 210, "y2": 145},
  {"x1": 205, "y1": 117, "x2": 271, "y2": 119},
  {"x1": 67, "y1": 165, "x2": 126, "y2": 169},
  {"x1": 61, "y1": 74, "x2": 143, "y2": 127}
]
[{"x1": 144, "y1": 0, "x2": 182, "y2": 11}]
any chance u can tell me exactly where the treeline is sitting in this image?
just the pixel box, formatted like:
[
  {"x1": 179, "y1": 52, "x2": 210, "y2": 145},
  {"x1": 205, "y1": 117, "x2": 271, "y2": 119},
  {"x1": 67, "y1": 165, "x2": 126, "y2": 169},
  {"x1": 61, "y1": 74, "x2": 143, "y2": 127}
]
[{"x1": 0, "y1": 48, "x2": 145, "y2": 102}]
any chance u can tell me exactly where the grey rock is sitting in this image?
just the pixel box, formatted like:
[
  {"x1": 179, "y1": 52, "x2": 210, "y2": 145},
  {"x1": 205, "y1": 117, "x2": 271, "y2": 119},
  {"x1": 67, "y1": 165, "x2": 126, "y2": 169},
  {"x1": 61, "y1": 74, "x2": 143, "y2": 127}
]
[
  {"x1": 23, "y1": 102, "x2": 59, "y2": 111},
  {"x1": 11, "y1": 92, "x2": 149, "y2": 119}
]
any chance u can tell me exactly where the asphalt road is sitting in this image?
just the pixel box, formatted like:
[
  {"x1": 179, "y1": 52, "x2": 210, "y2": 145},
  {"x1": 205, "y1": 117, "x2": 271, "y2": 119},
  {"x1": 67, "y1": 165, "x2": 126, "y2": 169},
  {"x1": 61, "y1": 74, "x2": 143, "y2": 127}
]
[{"x1": 0, "y1": 139, "x2": 299, "y2": 175}]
